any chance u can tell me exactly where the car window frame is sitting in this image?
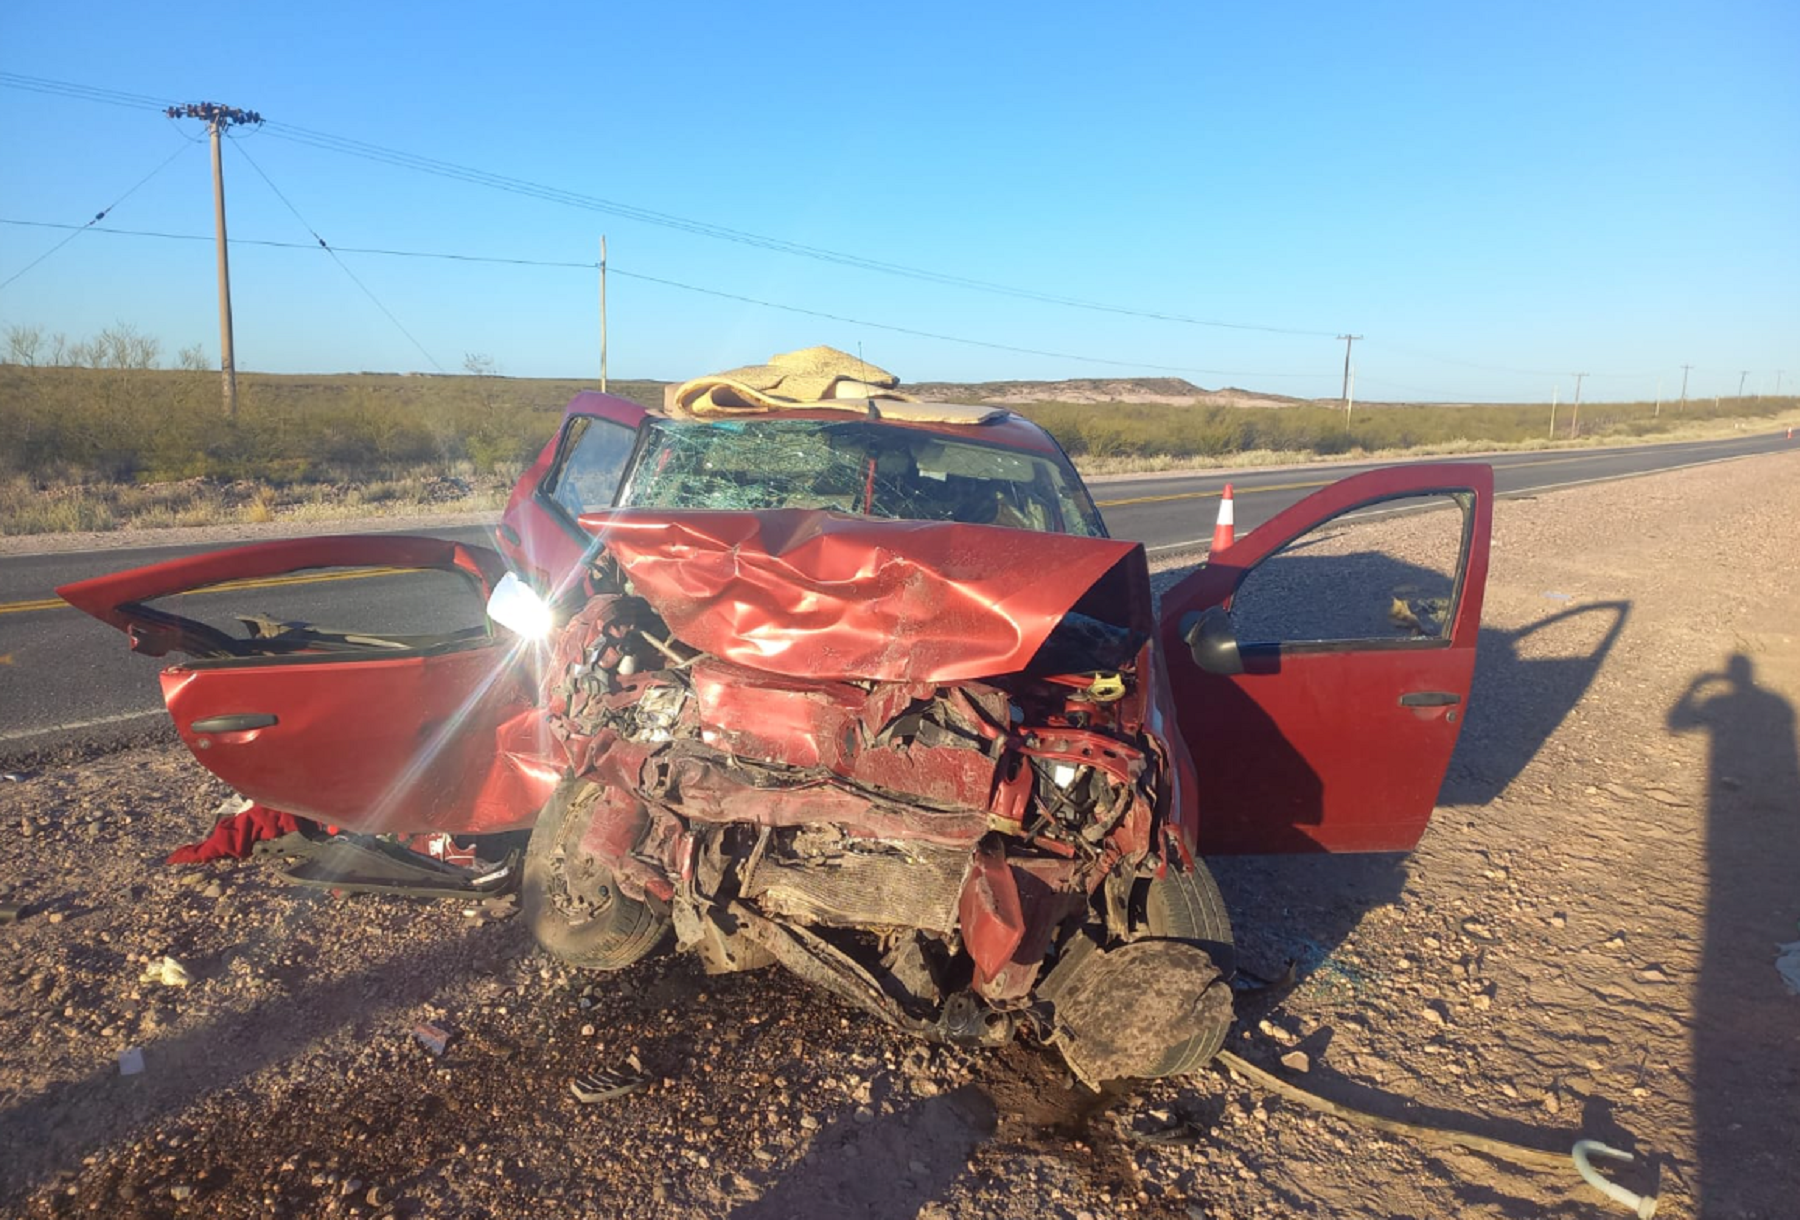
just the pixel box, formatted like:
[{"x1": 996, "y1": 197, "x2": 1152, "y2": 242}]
[
  {"x1": 1225, "y1": 490, "x2": 1479, "y2": 657},
  {"x1": 536, "y1": 413, "x2": 648, "y2": 537}
]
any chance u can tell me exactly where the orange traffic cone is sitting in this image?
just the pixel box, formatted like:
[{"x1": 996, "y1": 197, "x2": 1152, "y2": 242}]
[{"x1": 1211, "y1": 484, "x2": 1236, "y2": 552}]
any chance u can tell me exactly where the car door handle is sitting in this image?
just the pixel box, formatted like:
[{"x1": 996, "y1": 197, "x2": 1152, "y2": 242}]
[
  {"x1": 189, "y1": 713, "x2": 280, "y2": 733},
  {"x1": 1398, "y1": 692, "x2": 1461, "y2": 708}
]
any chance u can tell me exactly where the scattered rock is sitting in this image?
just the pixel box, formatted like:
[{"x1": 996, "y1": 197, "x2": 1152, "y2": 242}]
[
  {"x1": 140, "y1": 956, "x2": 193, "y2": 988},
  {"x1": 1279, "y1": 1051, "x2": 1311, "y2": 1073}
]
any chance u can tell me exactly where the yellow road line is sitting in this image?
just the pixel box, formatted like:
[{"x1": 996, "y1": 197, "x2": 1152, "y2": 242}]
[
  {"x1": 0, "y1": 566, "x2": 407, "y2": 617},
  {"x1": 0, "y1": 597, "x2": 66, "y2": 616}
]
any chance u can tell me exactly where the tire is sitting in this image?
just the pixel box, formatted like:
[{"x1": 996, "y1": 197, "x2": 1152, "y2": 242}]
[
  {"x1": 1133, "y1": 858, "x2": 1236, "y2": 1075},
  {"x1": 521, "y1": 777, "x2": 668, "y2": 971}
]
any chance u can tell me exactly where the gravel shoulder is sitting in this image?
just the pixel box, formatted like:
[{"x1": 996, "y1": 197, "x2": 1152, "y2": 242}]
[{"x1": 3, "y1": 453, "x2": 1798, "y2": 1219}]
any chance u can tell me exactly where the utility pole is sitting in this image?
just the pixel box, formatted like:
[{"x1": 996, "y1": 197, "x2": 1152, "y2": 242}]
[
  {"x1": 1336, "y1": 335, "x2": 1362, "y2": 407},
  {"x1": 1777, "y1": 370, "x2": 1785, "y2": 396},
  {"x1": 1679, "y1": 364, "x2": 1692, "y2": 404},
  {"x1": 1548, "y1": 386, "x2": 1558, "y2": 439},
  {"x1": 1655, "y1": 377, "x2": 1662, "y2": 418},
  {"x1": 166, "y1": 102, "x2": 263, "y2": 420},
  {"x1": 598, "y1": 235, "x2": 609, "y2": 393},
  {"x1": 1738, "y1": 370, "x2": 1748, "y2": 399},
  {"x1": 1571, "y1": 373, "x2": 1586, "y2": 439}
]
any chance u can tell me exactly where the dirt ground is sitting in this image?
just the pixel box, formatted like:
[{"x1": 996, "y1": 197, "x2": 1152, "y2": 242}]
[{"x1": 2, "y1": 453, "x2": 1797, "y2": 1219}]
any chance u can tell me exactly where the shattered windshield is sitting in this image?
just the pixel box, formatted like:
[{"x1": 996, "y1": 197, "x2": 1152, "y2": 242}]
[{"x1": 618, "y1": 419, "x2": 1104, "y2": 537}]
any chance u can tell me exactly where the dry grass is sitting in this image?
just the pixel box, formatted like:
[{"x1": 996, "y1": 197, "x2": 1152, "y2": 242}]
[
  {"x1": 1071, "y1": 406, "x2": 1800, "y2": 477},
  {"x1": 0, "y1": 468, "x2": 512, "y2": 537},
  {"x1": 3, "y1": 358, "x2": 1796, "y2": 536}
]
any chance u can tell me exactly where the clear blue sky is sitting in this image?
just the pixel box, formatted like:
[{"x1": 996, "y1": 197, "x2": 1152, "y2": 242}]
[{"x1": 2, "y1": 1, "x2": 1796, "y2": 402}]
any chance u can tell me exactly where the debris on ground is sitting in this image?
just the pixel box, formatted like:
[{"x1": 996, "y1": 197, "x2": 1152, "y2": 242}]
[
  {"x1": 411, "y1": 1022, "x2": 453, "y2": 1057},
  {"x1": 138, "y1": 955, "x2": 192, "y2": 988},
  {"x1": 1777, "y1": 940, "x2": 1800, "y2": 995},
  {"x1": 570, "y1": 1066, "x2": 651, "y2": 1104}
]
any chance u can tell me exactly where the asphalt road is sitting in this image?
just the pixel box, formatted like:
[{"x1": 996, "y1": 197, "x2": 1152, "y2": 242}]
[{"x1": 2, "y1": 430, "x2": 1793, "y2": 765}]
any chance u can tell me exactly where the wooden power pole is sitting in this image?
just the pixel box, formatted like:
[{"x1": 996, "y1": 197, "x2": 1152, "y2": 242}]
[
  {"x1": 1337, "y1": 334, "x2": 1362, "y2": 407},
  {"x1": 166, "y1": 102, "x2": 263, "y2": 419},
  {"x1": 599, "y1": 235, "x2": 608, "y2": 393}
]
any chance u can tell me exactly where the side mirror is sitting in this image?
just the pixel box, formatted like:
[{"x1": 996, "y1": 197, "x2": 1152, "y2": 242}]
[{"x1": 1181, "y1": 607, "x2": 1243, "y2": 676}]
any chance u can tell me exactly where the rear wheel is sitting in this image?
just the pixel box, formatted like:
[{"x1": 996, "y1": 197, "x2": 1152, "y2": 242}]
[
  {"x1": 522, "y1": 778, "x2": 668, "y2": 971},
  {"x1": 1132, "y1": 859, "x2": 1236, "y2": 1075}
]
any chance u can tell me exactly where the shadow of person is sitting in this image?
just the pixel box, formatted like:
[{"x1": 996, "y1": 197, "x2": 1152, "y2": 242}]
[
  {"x1": 728, "y1": 1085, "x2": 995, "y2": 1220},
  {"x1": 1442, "y1": 601, "x2": 1631, "y2": 806},
  {"x1": 1667, "y1": 653, "x2": 1800, "y2": 1217}
]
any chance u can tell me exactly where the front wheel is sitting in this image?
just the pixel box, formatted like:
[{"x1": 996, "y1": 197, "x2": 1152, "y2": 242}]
[
  {"x1": 1131, "y1": 859, "x2": 1236, "y2": 1075},
  {"x1": 521, "y1": 778, "x2": 668, "y2": 971}
]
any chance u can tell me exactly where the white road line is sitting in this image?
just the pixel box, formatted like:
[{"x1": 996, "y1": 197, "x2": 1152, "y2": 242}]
[{"x1": 0, "y1": 708, "x2": 166, "y2": 744}]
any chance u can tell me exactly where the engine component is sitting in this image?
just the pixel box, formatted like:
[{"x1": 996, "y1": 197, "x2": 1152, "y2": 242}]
[{"x1": 741, "y1": 828, "x2": 969, "y2": 933}]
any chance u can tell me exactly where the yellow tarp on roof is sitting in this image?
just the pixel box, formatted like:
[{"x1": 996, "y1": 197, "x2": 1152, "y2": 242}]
[{"x1": 667, "y1": 345, "x2": 1004, "y2": 425}]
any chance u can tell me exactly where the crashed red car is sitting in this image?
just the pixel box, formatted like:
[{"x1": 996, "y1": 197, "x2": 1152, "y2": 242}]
[{"x1": 60, "y1": 388, "x2": 1492, "y2": 1086}]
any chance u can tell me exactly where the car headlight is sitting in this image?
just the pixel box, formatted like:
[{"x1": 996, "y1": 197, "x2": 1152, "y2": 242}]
[{"x1": 487, "y1": 572, "x2": 554, "y2": 641}]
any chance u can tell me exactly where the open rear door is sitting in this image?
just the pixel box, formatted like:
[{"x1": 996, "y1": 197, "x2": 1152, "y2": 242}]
[
  {"x1": 58, "y1": 535, "x2": 560, "y2": 835},
  {"x1": 1158, "y1": 464, "x2": 1493, "y2": 853}
]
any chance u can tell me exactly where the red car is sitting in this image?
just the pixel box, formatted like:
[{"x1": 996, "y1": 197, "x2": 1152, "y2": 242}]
[{"x1": 60, "y1": 390, "x2": 1492, "y2": 1085}]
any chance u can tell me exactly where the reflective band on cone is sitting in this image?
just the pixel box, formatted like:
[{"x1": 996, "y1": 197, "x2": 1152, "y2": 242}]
[{"x1": 1211, "y1": 484, "x2": 1236, "y2": 552}]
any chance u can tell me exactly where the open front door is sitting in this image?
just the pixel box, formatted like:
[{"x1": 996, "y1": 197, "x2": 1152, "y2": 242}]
[
  {"x1": 58, "y1": 535, "x2": 561, "y2": 835},
  {"x1": 1158, "y1": 464, "x2": 1493, "y2": 853}
]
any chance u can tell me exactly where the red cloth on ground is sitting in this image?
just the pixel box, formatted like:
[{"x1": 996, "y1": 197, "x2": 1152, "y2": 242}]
[{"x1": 167, "y1": 804, "x2": 316, "y2": 864}]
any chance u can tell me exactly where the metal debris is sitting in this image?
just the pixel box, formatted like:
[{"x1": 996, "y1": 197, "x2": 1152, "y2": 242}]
[
  {"x1": 412, "y1": 1022, "x2": 452, "y2": 1056},
  {"x1": 570, "y1": 1066, "x2": 649, "y2": 1104}
]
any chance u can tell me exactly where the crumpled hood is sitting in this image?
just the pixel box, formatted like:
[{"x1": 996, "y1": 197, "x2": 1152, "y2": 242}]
[{"x1": 577, "y1": 508, "x2": 1150, "y2": 683}]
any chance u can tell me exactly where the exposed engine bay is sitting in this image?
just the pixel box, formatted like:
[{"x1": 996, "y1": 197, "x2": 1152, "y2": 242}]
[{"x1": 524, "y1": 551, "x2": 1232, "y2": 1086}]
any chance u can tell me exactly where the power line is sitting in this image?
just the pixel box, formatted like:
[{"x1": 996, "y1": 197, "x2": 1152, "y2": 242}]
[
  {"x1": 1, "y1": 220, "x2": 600, "y2": 268},
  {"x1": 263, "y1": 120, "x2": 1341, "y2": 337},
  {"x1": 0, "y1": 218, "x2": 1326, "y2": 380},
  {"x1": 0, "y1": 141, "x2": 192, "y2": 291},
  {"x1": 226, "y1": 141, "x2": 446, "y2": 374},
  {"x1": 0, "y1": 71, "x2": 173, "y2": 111},
  {"x1": 0, "y1": 72, "x2": 1341, "y2": 339}
]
